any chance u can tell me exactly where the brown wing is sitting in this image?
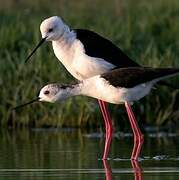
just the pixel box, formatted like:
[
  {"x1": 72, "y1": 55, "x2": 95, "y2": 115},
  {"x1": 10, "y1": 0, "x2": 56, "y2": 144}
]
[{"x1": 101, "y1": 67, "x2": 179, "y2": 88}]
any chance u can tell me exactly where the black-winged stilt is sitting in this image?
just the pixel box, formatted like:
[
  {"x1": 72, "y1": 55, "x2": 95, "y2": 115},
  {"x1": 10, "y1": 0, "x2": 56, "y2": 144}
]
[
  {"x1": 24, "y1": 16, "x2": 176, "y2": 159},
  {"x1": 13, "y1": 67, "x2": 179, "y2": 160},
  {"x1": 24, "y1": 16, "x2": 141, "y2": 160}
]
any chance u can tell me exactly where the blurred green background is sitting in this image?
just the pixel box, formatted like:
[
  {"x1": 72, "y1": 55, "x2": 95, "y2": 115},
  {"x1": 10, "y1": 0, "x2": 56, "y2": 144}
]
[{"x1": 1, "y1": 0, "x2": 179, "y2": 130}]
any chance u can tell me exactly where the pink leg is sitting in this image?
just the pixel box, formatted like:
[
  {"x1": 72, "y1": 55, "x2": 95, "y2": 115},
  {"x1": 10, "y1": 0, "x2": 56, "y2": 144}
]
[
  {"x1": 125, "y1": 102, "x2": 144, "y2": 161},
  {"x1": 98, "y1": 100, "x2": 113, "y2": 160}
]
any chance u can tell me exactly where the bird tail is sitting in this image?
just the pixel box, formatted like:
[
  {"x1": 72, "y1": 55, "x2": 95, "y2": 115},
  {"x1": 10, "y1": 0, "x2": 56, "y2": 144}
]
[
  {"x1": 156, "y1": 68, "x2": 179, "y2": 89},
  {"x1": 157, "y1": 81, "x2": 179, "y2": 89}
]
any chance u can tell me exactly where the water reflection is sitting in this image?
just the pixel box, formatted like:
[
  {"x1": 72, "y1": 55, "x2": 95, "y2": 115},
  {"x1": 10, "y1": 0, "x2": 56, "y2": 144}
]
[
  {"x1": 103, "y1": 160, "x2": 112, "y2": 180},
  {"x1": 0, "y1": 129, "x2": 179, "y2": 179},
  {"x1": 103, "y1": 160, "x2": 143, "y2": 180},
  {"x1": 131, "y1": 160, "x2": 143, "y2": 180}
]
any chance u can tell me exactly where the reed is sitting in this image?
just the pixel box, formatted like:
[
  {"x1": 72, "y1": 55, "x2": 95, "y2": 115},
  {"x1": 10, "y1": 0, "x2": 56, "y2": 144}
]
[{"x1": 0, "y1": 0, "x2": 179, "y2": 129}]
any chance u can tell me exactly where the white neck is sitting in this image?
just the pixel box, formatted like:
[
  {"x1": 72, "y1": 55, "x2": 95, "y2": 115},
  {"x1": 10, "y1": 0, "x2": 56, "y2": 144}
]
[
  {"x1": 56, "y1": 81, "x2": 93, "y2": 102},
  {"x1": 52, "y1": 28, "x2": 76, "y2": 67},
  {"x1": 53, "y1": 27, "x2": 76, "y2": 48},
  {"x1": 61, "y1": 79, "x2": 98, "y2": 99},
  {"x1": 68, "y1": 84, "x2": 82, "y2": 96},
  {"x1": 56, "y1": 84, "x2": 82, "y2": 102},
  {"x1": 63, "y1": 25, "x2": 76, "y2": 43}
]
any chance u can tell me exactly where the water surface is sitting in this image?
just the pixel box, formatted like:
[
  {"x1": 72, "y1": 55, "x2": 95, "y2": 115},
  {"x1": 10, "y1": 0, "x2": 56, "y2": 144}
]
[{"x1": 0, "y1": 129, "x2": 179, "y2": 179}]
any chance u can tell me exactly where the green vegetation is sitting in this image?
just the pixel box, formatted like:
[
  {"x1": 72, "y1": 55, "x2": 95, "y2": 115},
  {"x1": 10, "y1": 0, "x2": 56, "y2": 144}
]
[{"x1": 0, "y1": 0, "x2": 179, "y2": 129}]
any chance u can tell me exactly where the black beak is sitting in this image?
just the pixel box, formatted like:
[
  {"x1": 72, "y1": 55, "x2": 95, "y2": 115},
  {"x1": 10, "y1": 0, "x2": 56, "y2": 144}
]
[
  {"x1": 12, "y1": 97, "x2": 40, "y2": 111},
  {"x1": 25, "y1": 37, "x2": 46, "y2": 63}
]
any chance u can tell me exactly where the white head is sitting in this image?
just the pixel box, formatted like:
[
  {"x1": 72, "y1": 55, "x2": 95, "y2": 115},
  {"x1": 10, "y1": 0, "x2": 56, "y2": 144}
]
[
  {"x1": 12, "y1": 83, "x2": 79, "y2": 110},
  {"x1": 39, "y1": 83, "x2": 76, "y2": 103},
  {"x1": 25, "y1": 16, "x2": 71, "y2": 63},
  {"x1": 40, "y1": 16, "x2": 69, "y2": 41}
]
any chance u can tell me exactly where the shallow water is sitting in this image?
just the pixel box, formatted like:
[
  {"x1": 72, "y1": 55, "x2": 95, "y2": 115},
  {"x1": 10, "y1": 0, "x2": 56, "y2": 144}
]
[{"x1": 0, "y1": 129, "x2": 179, "y2": 179}]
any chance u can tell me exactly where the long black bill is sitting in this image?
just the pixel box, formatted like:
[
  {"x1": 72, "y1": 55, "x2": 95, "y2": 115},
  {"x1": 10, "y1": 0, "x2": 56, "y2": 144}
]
[
  {"x1": 25, "y1": 37, "x2": 46, "y2": 63},
  {"x1": 12, "y1": 97, "x2": 40, "y2": 111}
]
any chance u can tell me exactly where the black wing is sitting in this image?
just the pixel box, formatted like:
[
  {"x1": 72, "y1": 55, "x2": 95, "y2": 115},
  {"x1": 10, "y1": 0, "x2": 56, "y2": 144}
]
[
  {"x1": 74, "y1": 29, "x2": 139, "y2": 68},
  {"x1": 101, "y1": 67, "x2": 179, "y2": 88}
]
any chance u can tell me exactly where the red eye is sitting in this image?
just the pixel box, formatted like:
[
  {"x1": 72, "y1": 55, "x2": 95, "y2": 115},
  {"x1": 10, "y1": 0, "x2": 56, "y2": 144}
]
[
  {"x1": 48, "y1": 28, "x2": 53, "y2": 32},
  {"x1": 44, "y1": 90, "x2": 50, "y2": 95}
]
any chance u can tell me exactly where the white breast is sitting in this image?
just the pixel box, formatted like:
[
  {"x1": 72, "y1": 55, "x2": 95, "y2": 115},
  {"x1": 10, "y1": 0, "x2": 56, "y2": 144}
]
[
  {"x1": 81, "y1": 76, "x2": 155, "y2": 104},
  {"x1": 52, "y1": 39, "x2": 115, "y2": 80},
  {"x1": 80, "y1": 76, "x2": 125, "y2": 104}
]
